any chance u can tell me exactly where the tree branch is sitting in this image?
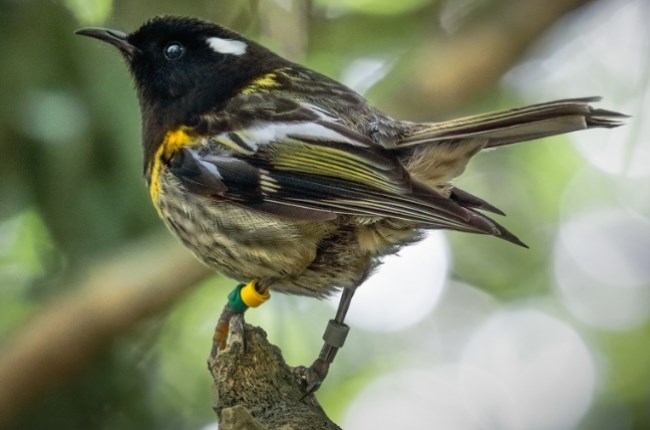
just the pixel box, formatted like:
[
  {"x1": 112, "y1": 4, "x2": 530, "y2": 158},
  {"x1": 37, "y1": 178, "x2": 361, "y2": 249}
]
[
  {"x1": 388, "y1": 0, "x2": 597, "y2": 119},
  {"x1": 0, "y1": 237, "x2": 212, "y2": 428},
  {"x1": 209, "y1": 317, "x2": 341, "y2": 430}
]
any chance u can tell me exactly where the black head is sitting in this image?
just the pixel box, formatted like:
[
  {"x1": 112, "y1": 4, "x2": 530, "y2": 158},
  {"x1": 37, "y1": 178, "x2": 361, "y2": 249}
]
[{"x1": 76, "y1": 16, "x2": 282, "y2": 122}]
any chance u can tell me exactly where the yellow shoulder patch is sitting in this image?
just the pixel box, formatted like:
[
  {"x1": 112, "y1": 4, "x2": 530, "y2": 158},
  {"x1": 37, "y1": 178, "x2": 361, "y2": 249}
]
[
  {"x1": 242, "y1": 72, "x2": 280, "y2": 95},
  {"x1": 149, "y1": 127, "x2": 198, "y2": 204},
  {"x1": 162, "y1": 128, "x2": 193, "y2": 158}
]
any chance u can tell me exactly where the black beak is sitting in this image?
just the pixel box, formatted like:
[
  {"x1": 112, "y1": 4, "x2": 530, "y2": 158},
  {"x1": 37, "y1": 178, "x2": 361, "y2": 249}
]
[{"x1": 75, "y1": 27, "x2": 138, "y2": 59}]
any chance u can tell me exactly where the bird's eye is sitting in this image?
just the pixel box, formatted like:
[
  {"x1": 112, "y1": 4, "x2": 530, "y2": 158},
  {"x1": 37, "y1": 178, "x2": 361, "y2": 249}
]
[{"x1": 164, "y1": 42, "x2": 185, "y2": 60}]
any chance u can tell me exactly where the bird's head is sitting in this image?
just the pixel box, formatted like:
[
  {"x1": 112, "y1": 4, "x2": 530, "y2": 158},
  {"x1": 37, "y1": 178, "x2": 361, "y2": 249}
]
[{"x1": 76, "y1": 16, "x2": 280, "y2": 119}]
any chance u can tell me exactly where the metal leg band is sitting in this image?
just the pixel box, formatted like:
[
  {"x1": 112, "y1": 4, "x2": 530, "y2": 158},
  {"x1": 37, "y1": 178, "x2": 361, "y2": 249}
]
[{"x1": 322, "y1": 319, "x2": 350, "y2": 348}]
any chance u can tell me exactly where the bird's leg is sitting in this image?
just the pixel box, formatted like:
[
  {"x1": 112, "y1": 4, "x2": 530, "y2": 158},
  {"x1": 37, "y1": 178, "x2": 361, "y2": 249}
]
[
  {"x1": 301, "y1": 286, "x2": 356, "y2": 394},
  {"x1": 213, "y1": 280, "x2": 270, "y2": 356}
]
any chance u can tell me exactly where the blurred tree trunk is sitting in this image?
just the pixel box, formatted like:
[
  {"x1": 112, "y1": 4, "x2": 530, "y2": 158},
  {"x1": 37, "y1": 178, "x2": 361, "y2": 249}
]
[{"x1": 388, "y1": 0, "x2": 595, "y2": 119}]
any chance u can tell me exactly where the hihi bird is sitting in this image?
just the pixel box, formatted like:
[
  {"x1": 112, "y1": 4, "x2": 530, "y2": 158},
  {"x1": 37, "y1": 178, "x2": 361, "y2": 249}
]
[{"x1": 76, "y1": 16, "x2": 625, "y2": 393}]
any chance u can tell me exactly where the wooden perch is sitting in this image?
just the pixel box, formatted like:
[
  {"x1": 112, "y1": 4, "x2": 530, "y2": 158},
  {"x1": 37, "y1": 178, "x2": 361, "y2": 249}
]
[{"x1": 209, "y1": 316, "x2": 341, "y2": 430}]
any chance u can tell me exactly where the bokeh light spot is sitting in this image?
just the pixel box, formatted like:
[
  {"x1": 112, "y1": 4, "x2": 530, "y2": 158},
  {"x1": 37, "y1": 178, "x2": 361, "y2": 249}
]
[
  {"x1": 329, "y1": 231, "x2": 449, "y2": 332},
  {"x1": 340, "y1": 58, "x2": 392, "y2": 96},
  {"x1": 554, "y1": 209, "x2": 650, "y2": 330},
  {"x1": 345, "y1": 366, "x2": 477, "y2": 430},
  {"x1": 20, "y1": 90, "x2": 89, "y2": 146},
  {"x1": 460, "y1": 309, "x2": 596, "y2": 430}
]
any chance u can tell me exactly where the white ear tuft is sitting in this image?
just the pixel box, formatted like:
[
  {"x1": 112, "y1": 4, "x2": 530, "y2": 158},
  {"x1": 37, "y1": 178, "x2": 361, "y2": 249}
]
[{"x1": 206, "y1": 37, "x2": 247, "y2": 55}]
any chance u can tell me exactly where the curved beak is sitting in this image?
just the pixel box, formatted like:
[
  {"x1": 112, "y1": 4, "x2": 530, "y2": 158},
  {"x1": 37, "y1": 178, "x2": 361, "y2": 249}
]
[{"x1": 75, "y1": 27, "x2": 138, "y2": 59}]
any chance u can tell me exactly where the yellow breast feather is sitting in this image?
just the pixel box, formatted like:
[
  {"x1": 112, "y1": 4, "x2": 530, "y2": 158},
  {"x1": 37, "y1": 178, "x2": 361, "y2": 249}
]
[{"x1": 149, "y1": 127, "x2": 197, "y2": 204}]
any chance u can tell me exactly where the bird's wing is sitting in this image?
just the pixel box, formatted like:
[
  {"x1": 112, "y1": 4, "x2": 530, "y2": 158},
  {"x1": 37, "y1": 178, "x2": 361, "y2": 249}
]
[{"x1": 171, "y1": 96, "x2": 524, "y2": 245}]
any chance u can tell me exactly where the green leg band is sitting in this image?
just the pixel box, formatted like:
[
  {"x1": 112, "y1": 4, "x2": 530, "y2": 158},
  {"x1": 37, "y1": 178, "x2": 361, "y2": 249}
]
[{"x1": 227, "y1": 283, "x2": 249, "y2": 313}]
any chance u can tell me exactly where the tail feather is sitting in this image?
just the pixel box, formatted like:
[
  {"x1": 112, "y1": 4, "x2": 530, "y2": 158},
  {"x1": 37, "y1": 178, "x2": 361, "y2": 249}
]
[
  {"x1": 447, "y1": 187, "x2": 527, "y2": 248},
  {"x1": 588, "y1": 107, "x2": 629, "y2": 128},
  {"x1": 399, "y1": 97, "x2": 627, "y2": 149},
  {"x1": 444, "y1": 205, "x2": 528, "y2": 248},
  {"x1": 449, "y1": 187, "x2": 505, "y2": 216},
  {"x1": 398, "y1": 97, "x2": 625, "y2": 248}
]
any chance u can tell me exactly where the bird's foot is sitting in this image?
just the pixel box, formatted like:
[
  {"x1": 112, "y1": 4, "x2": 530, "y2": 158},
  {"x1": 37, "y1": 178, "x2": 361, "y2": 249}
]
[
  {"x1": 294, "y1": 319, "x2": 350, "y2": 395},
  {"x1": 212, "y1": 302, "x2": 240, "y2": 357},
  {"x1": 295, "y1": 358, "x2": 330, "y2": 396},
  {"x1": 211, "y1": 281, "x2": 269, "y2": 357}
]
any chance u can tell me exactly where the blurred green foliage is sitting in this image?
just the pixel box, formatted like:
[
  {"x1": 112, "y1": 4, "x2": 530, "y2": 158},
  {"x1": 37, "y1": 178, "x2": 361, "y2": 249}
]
[{"x1": 1, "y1": 0, "x2": 648, "y2": 429}]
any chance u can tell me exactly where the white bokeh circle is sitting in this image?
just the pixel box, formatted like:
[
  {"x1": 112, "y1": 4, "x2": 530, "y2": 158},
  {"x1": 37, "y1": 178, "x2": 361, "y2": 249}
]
[
  {"x1": 553, "y1": 209, "x2": 650, "y2": 330},
  {"x1": 344, "y1": 366, "x2": 477, "y2": 430},
  {"x1": 329, "y1": 231, "x2": 450, "y2": 332},
  {"x1": 460, "y1": 309, "x2": 596, "y2": 430}
]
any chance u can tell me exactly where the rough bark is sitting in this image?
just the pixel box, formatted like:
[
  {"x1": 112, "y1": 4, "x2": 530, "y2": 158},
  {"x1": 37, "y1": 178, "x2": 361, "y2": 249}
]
[{"x1": 209, "y1": 316, "x2": 341, "y2": 430}]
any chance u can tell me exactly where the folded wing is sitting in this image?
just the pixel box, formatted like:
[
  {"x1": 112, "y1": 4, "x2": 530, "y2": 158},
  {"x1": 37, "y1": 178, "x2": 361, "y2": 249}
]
[{"x1": 170, "y1": 97, "x2": 526, "y2": 246}]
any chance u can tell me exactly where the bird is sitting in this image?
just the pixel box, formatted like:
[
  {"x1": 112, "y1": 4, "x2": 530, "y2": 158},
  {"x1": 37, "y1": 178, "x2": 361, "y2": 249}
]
[{"x1": 75, "y1": 15, "x2": 625, "y2": 393}]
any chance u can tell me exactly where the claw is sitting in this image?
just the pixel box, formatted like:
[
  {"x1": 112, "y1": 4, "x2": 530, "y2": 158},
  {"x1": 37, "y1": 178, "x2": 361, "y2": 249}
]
[
  {"x1": 297, "y1": 288, "x2": 357, "y2": 395},
  {"x1": 296, "y1": 358, "x2": 330, "y2": 397}
]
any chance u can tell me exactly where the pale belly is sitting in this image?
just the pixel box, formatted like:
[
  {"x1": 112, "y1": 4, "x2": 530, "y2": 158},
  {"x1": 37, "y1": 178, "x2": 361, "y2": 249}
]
[
  {"x1": 153, "y1": 170, "x2": 360, "y2": 295},
  {"x1": 152, "y1": 169, "x2": 422, "y2": 296}
]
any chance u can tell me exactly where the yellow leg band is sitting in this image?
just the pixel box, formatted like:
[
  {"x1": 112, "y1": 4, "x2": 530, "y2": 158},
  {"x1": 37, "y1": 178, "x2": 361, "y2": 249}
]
[{"x1": 240, "y1": 280, "x2": 270, "y2": 308}]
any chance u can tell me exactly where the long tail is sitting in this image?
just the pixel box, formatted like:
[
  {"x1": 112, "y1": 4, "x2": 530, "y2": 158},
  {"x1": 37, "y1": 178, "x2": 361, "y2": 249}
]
[
  {"x1": 398, "y1": 97, "x2": 627, "y2": 149},
  {"x1": 397, "y1": 97, "x2": 626, "y2": 247}
]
